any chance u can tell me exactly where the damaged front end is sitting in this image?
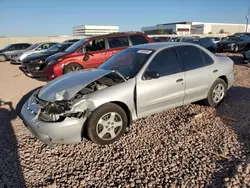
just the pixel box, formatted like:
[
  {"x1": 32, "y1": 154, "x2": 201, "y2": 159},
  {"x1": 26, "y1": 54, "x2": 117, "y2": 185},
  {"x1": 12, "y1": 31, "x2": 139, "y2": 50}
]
[
  {"x1": 34, "y1": 70, "x2": 125, "y2": 122},
  {"x1": 21, "y1": 69, "x2": 126, "y2": 144}
]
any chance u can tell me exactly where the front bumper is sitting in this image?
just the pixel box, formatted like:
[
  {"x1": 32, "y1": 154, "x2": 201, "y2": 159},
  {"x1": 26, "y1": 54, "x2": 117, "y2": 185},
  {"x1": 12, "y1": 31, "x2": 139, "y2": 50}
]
[
  {"x1": 21, "y1": 95, "x2": 87, "y2": 145},
  {"x1": 217, "y1": 45, "x2": 235, "y2": 52}
]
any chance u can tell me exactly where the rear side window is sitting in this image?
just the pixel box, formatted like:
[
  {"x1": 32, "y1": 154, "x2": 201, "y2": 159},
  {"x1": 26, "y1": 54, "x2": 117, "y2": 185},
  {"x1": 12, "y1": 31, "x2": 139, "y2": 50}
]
[
  {"x1": 108, "y1": 36, "x2": 129, "y2": 49},
  {"x1": 20, "y1": 44, "x2": 30, "y2": 49},
  {"x1": 200, "y1": 50, "x2": 214, "y2": 65},
  {"x1": 177, "y1": 46, "x2": 205, "y2": 71},
  {"x1": 147, "y1": 47, "x2": 182, "y2": 77},
  {"x1": 130, "y1": 35, "x2": 148, "y2": 45}
]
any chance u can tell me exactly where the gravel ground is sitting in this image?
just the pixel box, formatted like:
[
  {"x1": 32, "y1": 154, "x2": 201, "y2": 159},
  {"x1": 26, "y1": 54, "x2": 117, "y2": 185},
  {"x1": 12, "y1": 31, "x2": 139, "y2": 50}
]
[{"x1": 0, "y1": 53, "x2": 250, "y2": 187}]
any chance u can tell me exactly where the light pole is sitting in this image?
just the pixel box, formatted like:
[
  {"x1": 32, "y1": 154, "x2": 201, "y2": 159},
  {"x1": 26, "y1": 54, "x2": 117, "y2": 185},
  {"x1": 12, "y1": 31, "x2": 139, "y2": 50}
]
[{"x1": 246, "y1": 8, "x2": 250, "y2": 32}]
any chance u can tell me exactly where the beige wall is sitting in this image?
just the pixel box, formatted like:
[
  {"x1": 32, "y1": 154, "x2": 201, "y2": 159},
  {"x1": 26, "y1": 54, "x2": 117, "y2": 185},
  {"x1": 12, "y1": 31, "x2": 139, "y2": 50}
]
[{"x1": 0, "y1": 34, "x2": 228, "y2": 48}]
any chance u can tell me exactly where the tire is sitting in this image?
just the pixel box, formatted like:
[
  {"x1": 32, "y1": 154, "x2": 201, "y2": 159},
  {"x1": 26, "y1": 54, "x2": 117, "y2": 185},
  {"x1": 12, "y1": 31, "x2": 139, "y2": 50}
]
[
  {"x1": 86, "y1": 103, "x2": 128, "y2": 145},
  {"x1": 0, "y1": 54, "x2": 6, "y2": 62},
  {"x1": 203, "y1": 78, "x2": 227, "y2": 107},
  {"x1": 64, "y1": 63, "x2": 83, "y2": 74},
  {"x1": 234, "y1": 45, "x2": 239, "y2": 53}
]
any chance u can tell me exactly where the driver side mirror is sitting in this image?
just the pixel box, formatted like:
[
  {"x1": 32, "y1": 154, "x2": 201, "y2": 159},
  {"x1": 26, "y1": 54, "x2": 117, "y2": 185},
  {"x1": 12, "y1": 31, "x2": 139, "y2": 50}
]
[
  {"x1": 144, "y1": 71, "x2": 160, "y2": 80},
  {"x1": 83, "y1": 52, "x2": 93, "y2": 61}
]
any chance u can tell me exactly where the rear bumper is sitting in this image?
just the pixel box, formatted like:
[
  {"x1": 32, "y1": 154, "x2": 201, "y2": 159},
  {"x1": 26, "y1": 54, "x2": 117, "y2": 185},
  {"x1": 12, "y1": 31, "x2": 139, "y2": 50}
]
[{"x1": 227, "y1": 71, "x2": 234, "y2": 89}]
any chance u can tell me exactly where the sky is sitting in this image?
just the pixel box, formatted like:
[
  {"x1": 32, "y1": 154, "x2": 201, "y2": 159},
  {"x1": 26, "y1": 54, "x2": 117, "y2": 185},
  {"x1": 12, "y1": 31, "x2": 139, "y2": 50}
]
[{"x1": 0, "y1": 0, "x2": 250, "y2": 37}]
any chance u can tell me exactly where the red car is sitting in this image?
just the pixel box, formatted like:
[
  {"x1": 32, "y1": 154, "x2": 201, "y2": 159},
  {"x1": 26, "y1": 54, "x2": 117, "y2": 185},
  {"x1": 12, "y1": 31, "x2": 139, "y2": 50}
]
[{"x1": 28, "y1": 32, "x2": 152, "y2": 81}]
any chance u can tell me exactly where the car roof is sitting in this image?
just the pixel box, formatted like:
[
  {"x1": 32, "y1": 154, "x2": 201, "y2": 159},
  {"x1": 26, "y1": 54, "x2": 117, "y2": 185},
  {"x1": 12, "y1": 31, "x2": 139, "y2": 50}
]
[{"x1": 130, "y1": 42, "x2": 197, "y2": 51}]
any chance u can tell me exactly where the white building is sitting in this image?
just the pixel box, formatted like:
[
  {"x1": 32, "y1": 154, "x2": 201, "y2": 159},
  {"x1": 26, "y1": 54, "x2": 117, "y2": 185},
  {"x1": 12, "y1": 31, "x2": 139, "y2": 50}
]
[
  {"x1": 142, "y1": 22, "x2": 191, "y2": 35},
  {"x1": 73, "y1": 25, "x2": 119, "y2": 36},
  {"x1": 142, "y1": 21, "x2": 250, "y2": 35}
]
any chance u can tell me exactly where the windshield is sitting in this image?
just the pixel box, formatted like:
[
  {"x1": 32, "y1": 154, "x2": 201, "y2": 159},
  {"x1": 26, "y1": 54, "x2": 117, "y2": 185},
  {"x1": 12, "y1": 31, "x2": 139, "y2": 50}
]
[
  {"x1": 223, "y1": 36, "x2": 240, "y2": 41},
  {"x1": 26, "y1": 43, "x2": 40, "y2": 50},
  {"x1": 44, "y1": 43, "x2": 64, "y2": 53},
  {"x1": 0, "y1": 44, "x2": 11, "y2": 50},
  {"x1": 64, "y1": 39, "x2": 87, "y2": 53},
  {"x1": 99, "y1": 48, "x2": 154, "y2": 79},
  {"x1": 181, "y1": 38, "x2": 195, "y2": 42}
]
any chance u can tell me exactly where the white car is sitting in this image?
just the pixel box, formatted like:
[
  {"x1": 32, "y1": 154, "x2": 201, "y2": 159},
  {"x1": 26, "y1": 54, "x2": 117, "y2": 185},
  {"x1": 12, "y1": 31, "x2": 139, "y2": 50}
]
[{"x1": 10, "y1": 42, "x2": 57, "y2": 64}]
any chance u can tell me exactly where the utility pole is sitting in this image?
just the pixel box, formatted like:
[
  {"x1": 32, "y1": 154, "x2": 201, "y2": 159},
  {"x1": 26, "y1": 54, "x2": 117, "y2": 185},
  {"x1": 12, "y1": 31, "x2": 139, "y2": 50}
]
[{"x1": 246, "y1": 8, "x2": 250, "y2": 32}]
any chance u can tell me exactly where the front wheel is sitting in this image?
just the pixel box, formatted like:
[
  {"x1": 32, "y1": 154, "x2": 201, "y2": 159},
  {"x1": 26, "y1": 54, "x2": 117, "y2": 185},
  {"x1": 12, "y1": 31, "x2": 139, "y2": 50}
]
[
  {"x1": 234, "y1": 45, "x2": 239, "y2": 53},
  {"x1": 0, "y1": 54, "x2": 6, "y2": 62},
  {"x1": 86, "y1": 103, "x2": 128, "y2": 145},
  {"x1": 203, "y1": 78, "x2": 227, "y2": 107},
  {"x1": 64, "y1": 63, "x2": 83, "y2": 74}
]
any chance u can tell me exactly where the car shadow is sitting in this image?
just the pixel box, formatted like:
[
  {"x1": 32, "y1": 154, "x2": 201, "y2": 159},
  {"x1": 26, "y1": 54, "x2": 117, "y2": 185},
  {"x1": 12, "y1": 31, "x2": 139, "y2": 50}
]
[
  {"x1": 0, "y1": 99, "x2": 25, "y2": 187},
  {"x1": 16, "y1": 86, "x2": 42, "y2": 117},
  {"x1": 208, "y1": 86, "x2": 250, "y2": 187}
]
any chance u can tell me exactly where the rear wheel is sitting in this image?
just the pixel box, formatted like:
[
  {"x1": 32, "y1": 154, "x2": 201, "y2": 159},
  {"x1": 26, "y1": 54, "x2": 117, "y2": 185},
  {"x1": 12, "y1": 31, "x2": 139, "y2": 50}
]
[
  {"x1": 64, "y1": 63, "x2": 83, "y2": 74},
  {"x1": 86, "y1": 103, "x2": 128, "y2": 145},
  {"x1": 203, "y1": 78, "x2": 227, "y2": 107},
  {"x1": 0, "y1": 54, "x2": 6, "y2": 62}
]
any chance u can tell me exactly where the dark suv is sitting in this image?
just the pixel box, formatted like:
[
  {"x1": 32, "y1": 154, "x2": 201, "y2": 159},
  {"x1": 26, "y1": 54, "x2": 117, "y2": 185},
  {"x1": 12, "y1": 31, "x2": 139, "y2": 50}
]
[{"x1": 25, "y1": 32, "x2": 152, "y2": 81}]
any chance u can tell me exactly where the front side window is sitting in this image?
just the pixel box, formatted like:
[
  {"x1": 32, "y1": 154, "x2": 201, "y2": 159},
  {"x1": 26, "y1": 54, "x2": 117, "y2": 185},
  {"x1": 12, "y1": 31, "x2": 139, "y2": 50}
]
[
  {"x1": 146, "y1": 47, "x2": 182, "y2": 77},
  {"x1": 177, "y1": 46, "x2": 205, "y2": 71},
  {"x1": 130, "y1": 35, "x2": 148, "y2": 45},
  {"x1": 9, "y1": 44, "x2": 19, "y2": 51},
  {"x1": 85, "y1": 38, "x2": 106, "y2": 52},
  {"x1": 108, "y1": 36, "x2": 129, "y2": 49}
]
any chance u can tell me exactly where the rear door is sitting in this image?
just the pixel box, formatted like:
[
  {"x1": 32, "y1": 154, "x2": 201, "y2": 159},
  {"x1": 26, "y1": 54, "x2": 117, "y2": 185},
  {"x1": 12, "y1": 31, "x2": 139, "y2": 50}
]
[
  {"x1": 79, "y1": 37, "x2": 109, "y2": 68},
  {"x1": 136, "y1": 47, "x2": 185, "y2": 118},
  {"x1": 176, "y1": 45, "x2": 218, "y2": 104}
]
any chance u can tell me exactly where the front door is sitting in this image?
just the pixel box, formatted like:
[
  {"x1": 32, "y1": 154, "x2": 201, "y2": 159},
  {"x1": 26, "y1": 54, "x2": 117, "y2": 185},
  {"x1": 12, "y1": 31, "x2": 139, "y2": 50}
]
[{"x1": 136, "y1": 47, "x2": 185, "y2": 118}]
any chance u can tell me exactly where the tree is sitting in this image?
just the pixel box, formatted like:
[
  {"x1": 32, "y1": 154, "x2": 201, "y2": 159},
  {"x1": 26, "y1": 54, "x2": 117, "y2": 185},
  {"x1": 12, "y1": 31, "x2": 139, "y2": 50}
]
[{"x1": 219, "y1": 29, "x2": 225, "y2": 34}]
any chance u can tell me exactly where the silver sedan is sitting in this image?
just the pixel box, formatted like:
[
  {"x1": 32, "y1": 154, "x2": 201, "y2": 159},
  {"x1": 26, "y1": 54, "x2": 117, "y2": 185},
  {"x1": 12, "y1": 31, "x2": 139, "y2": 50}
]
[{"x1": 21, "y1": 42, "x2": 234, "y2": 145}]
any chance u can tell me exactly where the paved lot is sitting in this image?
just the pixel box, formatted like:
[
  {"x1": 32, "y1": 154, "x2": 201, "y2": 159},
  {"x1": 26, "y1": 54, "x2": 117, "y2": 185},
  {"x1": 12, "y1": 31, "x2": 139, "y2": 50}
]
[{"x1": 0, "y1": 54, "x2": 250, "y2": 187}]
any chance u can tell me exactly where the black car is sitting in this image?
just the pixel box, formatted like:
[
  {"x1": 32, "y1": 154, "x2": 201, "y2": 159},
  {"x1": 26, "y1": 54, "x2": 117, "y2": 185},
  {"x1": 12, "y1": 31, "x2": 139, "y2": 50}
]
[
  {"x1": 216, "y1": 34, "x2": 250, "y2": 52},
  {"x1": 20, "y1": 42, "x2": 74, "y2": 75},
  {"x1": 0, "y1": 43, "x2": 32, "y2": 62},
  {"x1": 182, "y1": 37, "x2": 217, "y2": 53}
]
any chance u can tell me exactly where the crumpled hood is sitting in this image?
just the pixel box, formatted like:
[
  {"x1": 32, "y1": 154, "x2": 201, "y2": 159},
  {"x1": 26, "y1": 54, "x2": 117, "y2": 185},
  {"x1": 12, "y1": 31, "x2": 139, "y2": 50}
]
[{"x1": 38, "y1": 69, "x2": 113, "y2": 102}]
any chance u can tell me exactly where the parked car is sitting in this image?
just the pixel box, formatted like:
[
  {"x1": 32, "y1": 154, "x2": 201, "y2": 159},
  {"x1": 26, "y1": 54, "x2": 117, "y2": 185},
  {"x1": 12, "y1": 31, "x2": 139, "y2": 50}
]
[
  {"x1": 190, "y1": 37, "x2": 217, "y2": 53},
  {"x1": 151, "y1": 37, "x2": 171, "y2": 42},
  {"x1": 209, "y1": 37, "x2": 225, "y2": 44},
  {"x1": 20, "y1": 42, "x2": 234, "y2": 145},
  {"x1": 23, "y1": 32, "x2": 152, "y2": 81},
  {"x1": 10, "y1": 42, "x2": 58, "y2": 64},
  {"x1": 63, "y1": 39, "x2": 80, "y2": 43},
  {"x1": 169, "y1": 37, "x2": 183, "y2": 42},
  {"x1": 216, "y1": 34, "x2": 250, "y2": 52},
  {"x1": 19, "y1": 42, "x2": 74, "y2": 78},
  {"x1": 0, "y1": 43, "x2": 32, "y2": 62}
]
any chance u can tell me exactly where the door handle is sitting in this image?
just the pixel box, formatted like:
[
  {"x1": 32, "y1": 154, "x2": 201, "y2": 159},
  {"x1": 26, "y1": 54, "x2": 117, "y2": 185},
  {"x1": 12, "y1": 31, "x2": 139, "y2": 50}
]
[
  {"x1": 213, "y1": 69, "x2": 218, "y2": 73},
  {"x1": 176, "y1": 78, "x2": 184, "y2": 82},
  {"x1": 102, "y1": 52, "x2": 107, "y2": 55}
]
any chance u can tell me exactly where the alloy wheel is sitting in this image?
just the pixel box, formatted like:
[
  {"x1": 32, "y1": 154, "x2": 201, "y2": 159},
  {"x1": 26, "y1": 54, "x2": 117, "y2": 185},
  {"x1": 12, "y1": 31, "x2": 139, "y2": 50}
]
[
  {"x1": 212, "y1": 83, "x2": 225, "y2": 103},
  {"x1": 96, "y1": 112, "x2": 123, "y2": 140}
]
